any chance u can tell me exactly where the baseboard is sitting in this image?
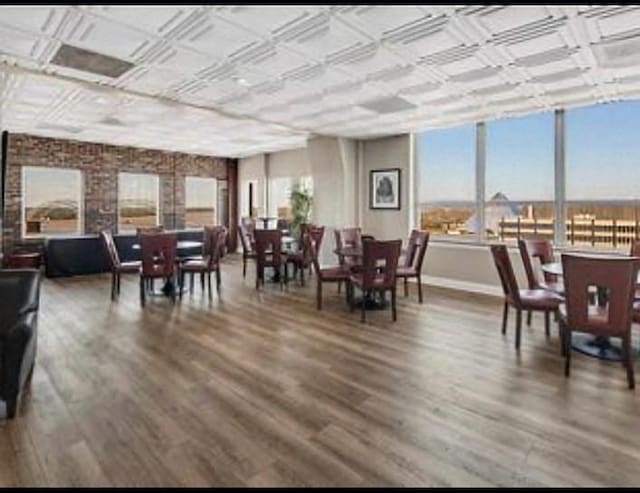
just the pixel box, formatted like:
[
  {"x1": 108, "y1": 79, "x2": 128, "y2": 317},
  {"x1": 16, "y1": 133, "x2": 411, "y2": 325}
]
[{"x1": 421, "y1": 275, "x2": 503, "y2": 298}]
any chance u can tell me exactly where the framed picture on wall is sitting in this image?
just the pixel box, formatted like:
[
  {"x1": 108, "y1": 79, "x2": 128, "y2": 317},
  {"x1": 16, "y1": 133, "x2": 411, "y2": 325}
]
[{"x1": 369, "y1": 168, "x2": 401, "y2": 210}]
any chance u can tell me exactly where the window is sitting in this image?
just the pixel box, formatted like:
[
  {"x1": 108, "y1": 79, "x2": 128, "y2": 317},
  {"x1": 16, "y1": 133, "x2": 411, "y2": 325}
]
[
  {"x1": 185, "y1": 176, "x2": 217, "y2": 228},
  {"x1": 566, "y1": 101, "x2": 640, "y2": 250},
  {"x1": 268, "y1": 176, "x2": 313, "y2": 220},
  {"x1": 22, "y1": 166, "x2": 83, "y2": 237},
  {"x1": 485, "y1": 111, "x2": 554, "y2": 243},
  {"x1": 416, "y1": 124, "x2": 476, "y2": 240},
  {"x1": 118, "y1": 172, "x2": 159, "y2": 232}
]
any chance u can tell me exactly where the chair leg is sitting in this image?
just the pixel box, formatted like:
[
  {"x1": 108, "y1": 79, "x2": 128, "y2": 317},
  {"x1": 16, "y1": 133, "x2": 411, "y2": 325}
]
[
  {"x1": 501, "y1": 301, "x2": 509, "y2": 334},
  {"x1": 170, "y1": 276, "x2": 176, "y2": 304},
  {"x1": 243, "y1": 257, "x2": 247, "y2": 278},
  {"x1": 544, "y1": 310, "x2": 550, "y2": 337},
  {"x1": 515, "y1": 309, "x2": 522, "y2": 350},
  {"x1": 5, "y1": 395, "x2": 18, "y2": 419},
  {"x1": 317, "y1": 281, "x2": 322, "y2": 310},
  {"x1": 361, "y1": 290, "x2": 367, "y2": 323},
  {"x1": 117, "y1": 273, "x2": 122, "y2": 295},
  {"x1": 216, "y1": 269, "x2": 221, "y2": 293},
  {"x1": 200, "y1": 272, "x2": 205, "y2": 292},
  {"x1": 404, "y1": 278, "x2": 408, "y2": 297},
  {"x1": 140, "y1": 277, "x2": 146, "y2": 307},
  {"x1": 559, "y1": 319, "x2": 566, "y2": 357},
  {"x1": 564, "y1": 329, "x2": 572, "y2": 377},
  {"x1": 111, "y1": 271, "x2": 117, "y2": 301},
  {"x1": 300, "y1": 264, "x2": 305, "y2": 287},
  {"x1": 623, "y1": 335, "x2": 635, "y2": 389},
  {"x1": 391, "y1": 287, "x2": 397, "y2": 322},
  {"x1": 179, "y1": 270, "x2": 185, "y2": 300},
  {"x1": 526, "y1": 310, "x2": 532, "y2": 326},
  {"x1": 417, "y1": 275, "x2": 423, "y2": 304}
]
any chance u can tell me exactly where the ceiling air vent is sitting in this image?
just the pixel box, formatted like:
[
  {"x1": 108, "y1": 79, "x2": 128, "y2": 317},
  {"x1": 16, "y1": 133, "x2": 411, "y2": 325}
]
[
  {"x1": 99, "y1": 116, "x2": 126, "y2": 126},
  {"x1": 593, "y1": 34, "x2": 640, "y2": 68},
  {"x1": 358, "y1": 95, "x2": 416, "y2": 114},
  {"x1": 50, "y1": 44, "x2": 134, "y2": 78}
]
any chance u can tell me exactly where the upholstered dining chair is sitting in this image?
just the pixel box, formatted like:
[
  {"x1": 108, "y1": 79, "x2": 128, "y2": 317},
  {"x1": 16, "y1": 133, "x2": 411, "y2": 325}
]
[
  {"x1": 349, "y1": 239, "x2": 401, "y2": 323},
  {"x1": 287, "y1": 226, "x2": 325, "y2": 286},
  {"x1": 560, "y1": 254, "x2": 640, "y2": 389},
  {"x1": 100, "y1": 230, "x2": 141, "y2": 301},
  {"x1": 238, "y1": 222, "x2": 257, "y2": 278},
  {"x1": 139, "y1": 232, "x2": 177, "y2": 306},
  {"x1": 490, "y1": 244, "x2": 563, "y2": 350},
  {"x1": 396, "y1": 230, "x2": 429, "y2": 303},
  {"x1": 179, "y1": 226, "x2": 226, "y2": 299},
  {"x1": 308, "y1": 232, "x2": 351, "y2": 310},
  {"x1": 254, "y1": 229, "x2": 285, "y2": 289}
]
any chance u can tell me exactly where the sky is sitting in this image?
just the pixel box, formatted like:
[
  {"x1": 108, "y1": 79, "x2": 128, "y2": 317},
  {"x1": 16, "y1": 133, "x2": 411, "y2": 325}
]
[{"x1": 417, "y1": 99, "x2": 640, "y2": 203}]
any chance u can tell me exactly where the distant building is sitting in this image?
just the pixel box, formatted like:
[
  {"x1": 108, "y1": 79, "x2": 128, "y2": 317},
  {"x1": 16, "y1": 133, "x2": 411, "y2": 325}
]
[{"x1": 464, "y1": 192, "x2": 519, "y2": 235}]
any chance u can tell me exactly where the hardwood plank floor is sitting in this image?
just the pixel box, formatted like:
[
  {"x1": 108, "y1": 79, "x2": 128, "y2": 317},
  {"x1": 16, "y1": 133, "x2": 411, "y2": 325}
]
[{"x1": 2, "y1": 253, "x2": 640, "y2": 486}]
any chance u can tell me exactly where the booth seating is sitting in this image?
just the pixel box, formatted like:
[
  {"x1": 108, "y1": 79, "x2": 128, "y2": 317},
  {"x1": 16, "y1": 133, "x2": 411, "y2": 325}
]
[{"x1": 43, "y1": 229, "x2": 205, "y2": 278}]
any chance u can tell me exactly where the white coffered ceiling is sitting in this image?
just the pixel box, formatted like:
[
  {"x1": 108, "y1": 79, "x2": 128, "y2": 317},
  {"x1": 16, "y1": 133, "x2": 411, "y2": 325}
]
[{"x1": 2, "y1": 5, "x2": 640, "y2": 158}]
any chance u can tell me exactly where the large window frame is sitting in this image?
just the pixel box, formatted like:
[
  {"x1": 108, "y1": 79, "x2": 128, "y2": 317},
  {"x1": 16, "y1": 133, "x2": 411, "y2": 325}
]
[
  {"x1": 21, "y1": 166, "x2": 84, "y2": 239},
  {"x1": 415, "y1": 104, "x2": 637, "y2": 253},
  {"x1": 117, "y1": 172, "x2": 160, "y2": 233}
]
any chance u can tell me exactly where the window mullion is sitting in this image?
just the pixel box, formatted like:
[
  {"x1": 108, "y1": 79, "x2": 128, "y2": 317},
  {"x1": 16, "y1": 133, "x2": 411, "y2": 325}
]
[
  {"x1": 476, "y1": 122, "x2": 486, "y2": 243},
  {"x1": 554, "y1": 109, "x2": 566, "y2": 246}
]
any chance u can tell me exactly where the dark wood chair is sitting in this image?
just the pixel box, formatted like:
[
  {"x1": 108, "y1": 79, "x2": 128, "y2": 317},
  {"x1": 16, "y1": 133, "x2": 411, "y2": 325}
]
[
  {"x1": 629, "y1": 241, "x2": 640, "y2": 300},
  {"x1": 490, "y1": 244, "x2": 562, "y2": 350},
  {"x1": 254, "y1": 229, "x2": 285, "y2": 290},
  {"x1": 334, "y1": 227, "x2": 362, "y2": 293},
  {"x1": 238, "y1": 222, "x2": 257, "y2": 278},
  {"x1": 307, "y1": 232, "x2": 351, "y2": 310},
  {"x1": 287, "y1": 226, "x2": 325, "y2": 286},
  {"x1": 560, "y1": 254, "x2": 640, "y2": 389},
  {"x1": 349, "y1": 239, "x2": 401, "y2": 323},
  {"x1": 396, "y1": 230, "x2": 429, "y2": 303},
  {"x1": 139, "y1": 232, "x2": 177, "y2": 306},
  {"x1": 179, "y1": 226, "x2": 226, "y2": 299},
  {"x1": 100, "y1": 230, "x2": 141, "y2": 300}
]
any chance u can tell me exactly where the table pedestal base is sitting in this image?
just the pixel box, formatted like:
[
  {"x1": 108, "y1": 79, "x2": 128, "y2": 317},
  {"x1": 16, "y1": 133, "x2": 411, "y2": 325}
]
[
  {"x1": 571, "y1": 334, "x2": 638, "y2": 361},
  {"x1": 352, "y1": 291, "x2": 388, "y2": 310}
]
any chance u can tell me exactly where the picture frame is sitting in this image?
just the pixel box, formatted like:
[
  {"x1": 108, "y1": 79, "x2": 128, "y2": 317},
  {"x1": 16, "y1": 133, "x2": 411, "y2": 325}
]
[{"x1": 369, "y1": 168, "x2": 401, "y2": 210}]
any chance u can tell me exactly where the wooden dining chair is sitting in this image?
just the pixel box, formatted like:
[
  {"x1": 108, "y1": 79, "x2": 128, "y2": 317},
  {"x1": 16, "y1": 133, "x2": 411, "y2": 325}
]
[
  {"x1": 254, "y1": 229, "x2": 285, "y2": 290},
  {"x1": 139, "y1": 232, "x2": 177, "y2": 306},
  {"x1": 308, "y1": 232, "x2": 351, "y2": 310},
  {"x1": 100, "y1": 230, "x2": 141, "y2": 300},
  {"x1": 490, "y1": 244, "x2": 563, "y2": 350},
  {"x1": 396, "y1": 230, "x2": 429, "y2": 303},
  {"x1": 334, "y1": 227, "x2": 362, "y2": 293},
  {"x1": 287, "y1": 226, "x2": 325, "y2": 286},
  {"x1": 238, "y1": 222, "x2": 257, "y2": 278},
  {"x1": 560, "y1": 254, "x2": 640, "y2": 389},
  {"x1": 349, "y1": 239, "x2": 401, "y2": 323},
  {"x1": 178, "y1": 226, "x2": 226, "y2": 299}
]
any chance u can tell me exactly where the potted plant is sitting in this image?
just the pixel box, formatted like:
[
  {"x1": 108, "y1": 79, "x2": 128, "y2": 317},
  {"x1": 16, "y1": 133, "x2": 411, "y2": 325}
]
[{"x1": 289, "y1": 182, "x2": 313, "y2": 239}]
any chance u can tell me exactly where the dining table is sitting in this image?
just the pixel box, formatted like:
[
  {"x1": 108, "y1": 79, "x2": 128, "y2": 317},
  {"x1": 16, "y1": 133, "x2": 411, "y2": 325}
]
[{"x1": 541, "y1": 261, "x2": 640, "y2": 361}]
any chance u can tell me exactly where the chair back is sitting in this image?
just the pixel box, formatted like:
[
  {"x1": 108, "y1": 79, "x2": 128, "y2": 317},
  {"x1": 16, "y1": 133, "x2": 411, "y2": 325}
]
[
  {"x1": 254, "y1": 229, "x2": 283, "y2": 268},
  {"x1": 238, "y1": 223, "x2": 254, "y2": 254},
  {"x1": 360, "y1": 239, "x2": 401, "y2": 290},
  {"x1": 99, "y1": 230, "x2": 120, "y2": 270},
  {"x1": 335, "y1": 227, "x2": 362, "y2": 267},
  {"x1": 204, "y1": 226, "x2": 226, "y2": 268},
  {"x1": 140, "y1": 232, "x2": 177, "y2": 278},
  {"x1": 630, "y1": 240, "x2": 640, "y2": 258},
  {"x1": 303, "y1": 226, "x2": 325, "y2": 264},
  {"x1": 518, "y1": 238, "x2": 556, "y2": 289},
  {"x1": 561, "y1": 254, "x2": 639, "y2": 335},
  {"x1": 490, "y1": 244, "x2": 521, "y2": 305},
  {"x1": 404, "y1": 230, "x2": 429, "y2": 271}
]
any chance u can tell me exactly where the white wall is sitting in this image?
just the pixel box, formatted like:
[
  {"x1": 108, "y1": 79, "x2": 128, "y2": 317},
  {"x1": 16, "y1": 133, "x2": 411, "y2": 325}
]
[
  {"x1": 361, "y1": 134, "x2": 411, "y2": 240},
  {"x1": 238, "y1": 153, "x2": 266, "y2": 218}
]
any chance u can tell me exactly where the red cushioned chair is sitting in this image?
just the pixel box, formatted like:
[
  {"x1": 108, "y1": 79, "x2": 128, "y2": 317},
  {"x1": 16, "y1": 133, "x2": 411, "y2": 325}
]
[
  {"x1": 100, "y1": 230, "x2": 140, "y2": 301},
  {"x1": 139, "y1": 232, "x2": 177, "y2": 306},
  {"x1": 396, "y1": 230, "x2": 429, "y2": 303}
]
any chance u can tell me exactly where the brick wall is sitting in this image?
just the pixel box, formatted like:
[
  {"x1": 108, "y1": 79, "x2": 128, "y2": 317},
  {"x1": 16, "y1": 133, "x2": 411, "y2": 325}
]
[{"x1": 2, "y1": 133, "x2": 236, "y2": 254}]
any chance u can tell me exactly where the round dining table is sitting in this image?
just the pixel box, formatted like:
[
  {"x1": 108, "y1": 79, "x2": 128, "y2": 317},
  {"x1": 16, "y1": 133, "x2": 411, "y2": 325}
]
[{"x1": 541, "y1": 261, "x2": 640, "y2": 361}]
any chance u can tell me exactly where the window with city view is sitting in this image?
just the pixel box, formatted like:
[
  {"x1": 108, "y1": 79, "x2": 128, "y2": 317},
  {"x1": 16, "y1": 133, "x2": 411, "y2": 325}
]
[
  {"x1": 416, "y1": 123, "x2": 476, "y2": 240},
  {"x1": 22, "y1": 166, "x2": 83, "y2": 237},
  {"x1": 269, "y1": 176, "x2": 313, "y2": 220},
  {"x1": 118, "y1": 172, "x2": 159, "y2": 232},
  {"x1": 566, "y1": 100, "x2": 640, "y2": 250},
  {"x1": 486, "y1": 111, "x2": 554, "y2": 244},
  {"x1": 185, "y1": 176, "x2": 217, "y2": 228}
]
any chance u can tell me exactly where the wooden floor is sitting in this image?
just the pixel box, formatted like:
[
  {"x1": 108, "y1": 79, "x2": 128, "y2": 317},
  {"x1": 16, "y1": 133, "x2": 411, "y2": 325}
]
[{"x1": 2, "y1": 254, "x2": 640, "y2": 487}]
